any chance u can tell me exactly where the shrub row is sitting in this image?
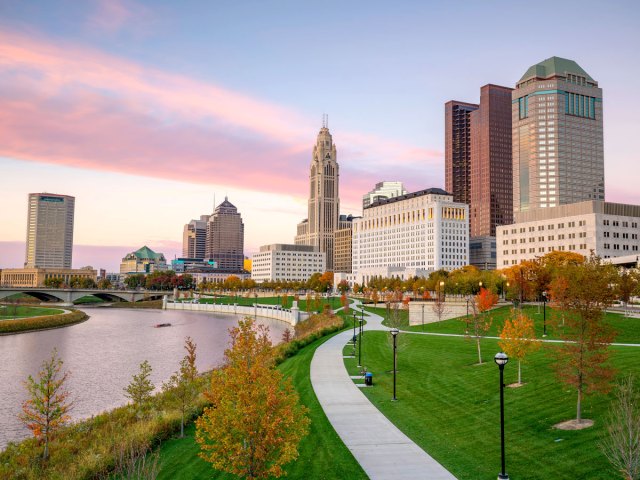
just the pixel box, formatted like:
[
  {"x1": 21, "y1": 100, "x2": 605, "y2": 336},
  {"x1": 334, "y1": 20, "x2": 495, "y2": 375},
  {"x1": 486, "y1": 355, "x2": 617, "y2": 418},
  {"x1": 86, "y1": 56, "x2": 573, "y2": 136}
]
[{"x1": 0, "y1": 310, "x2": 88, "y2": 335}]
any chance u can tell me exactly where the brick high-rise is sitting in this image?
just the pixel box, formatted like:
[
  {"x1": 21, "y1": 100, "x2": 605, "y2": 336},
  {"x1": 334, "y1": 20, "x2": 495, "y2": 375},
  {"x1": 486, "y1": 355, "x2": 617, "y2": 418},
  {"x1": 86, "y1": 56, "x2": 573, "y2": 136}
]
[{"x1": 470, "y1": 84, "x2": 514, "y2": 236}]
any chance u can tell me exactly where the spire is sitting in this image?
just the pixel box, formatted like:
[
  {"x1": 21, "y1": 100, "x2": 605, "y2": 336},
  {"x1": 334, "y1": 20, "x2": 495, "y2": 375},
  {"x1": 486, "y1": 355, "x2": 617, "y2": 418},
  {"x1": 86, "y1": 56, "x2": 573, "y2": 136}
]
[{"x1": 322, "y1": 113, "x2": 328, "y2": 129}]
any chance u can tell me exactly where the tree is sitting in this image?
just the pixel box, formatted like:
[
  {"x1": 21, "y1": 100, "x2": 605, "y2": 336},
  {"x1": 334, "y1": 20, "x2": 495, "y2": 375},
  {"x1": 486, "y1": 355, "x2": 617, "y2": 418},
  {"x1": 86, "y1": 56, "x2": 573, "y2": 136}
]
[
  {"x1": 97, "y1": 278, "x2": 112, "y2": 289},
  {"x1": 337, "y1": 280, "x2": 350, "y2": 294},
  {"x1": 19, "y1": 349, "x2": 73, "y2": 460},
  {"x1": 498, "y1": 311, "x2": 540, "y2": 385},
  {"x1": 196, "y1": 319, "x2": 310, "y2": 479},
  {"x1": 125, "y1": 274, "x2": 146, "y2": 289},
  {"x1": 549, "y1": 255, "x2": 617, "y2": 423},
  {"x1": 431, "y1": 292, "x2": 448, "y2": 323},
  {"x1": 124, "y1": 360, "x2": 155, "y2": 412},
  {"x1": 616, "y1": 270, "x2": 640, "y2": 316},
  {"x1": 467, "y1": 289, "x2": 497, "y2": 365},
  {"x1": 340, "y1": 293, "x2": 350, "y2": 315},
  {"x1": 162, "y1": 337, "x2": 199, "y2": 438},
  {"x1": 600, "y1": 375, "x2": 640, "y2": 480},
  {"x1": 43, "y1": 277, "x2": 64, "y2": 288}
]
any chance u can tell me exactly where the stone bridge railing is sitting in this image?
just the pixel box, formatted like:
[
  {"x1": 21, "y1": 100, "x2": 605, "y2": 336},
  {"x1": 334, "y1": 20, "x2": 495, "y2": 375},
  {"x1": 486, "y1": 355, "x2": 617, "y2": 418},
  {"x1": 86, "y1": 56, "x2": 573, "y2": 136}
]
[{"x1": 163, "y1": 298, "x2": 307, "y2": 326}]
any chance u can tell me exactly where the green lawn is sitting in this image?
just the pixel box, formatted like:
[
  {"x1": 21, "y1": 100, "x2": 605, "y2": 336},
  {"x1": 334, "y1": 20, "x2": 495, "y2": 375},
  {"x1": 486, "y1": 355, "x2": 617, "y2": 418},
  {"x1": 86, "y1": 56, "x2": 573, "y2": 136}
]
[
  {"x1": 156, "y1": 333, "x2": 368, "y2": 480},
  {"x1": 0, "y1": 305, "x2": 63, "y2": 320},
  {"x1": 344, "y1": 330, "x2": 639, "y2": 480},
  {"x1": 369, "y1": 304, "x2": 640, "y2": 344}
]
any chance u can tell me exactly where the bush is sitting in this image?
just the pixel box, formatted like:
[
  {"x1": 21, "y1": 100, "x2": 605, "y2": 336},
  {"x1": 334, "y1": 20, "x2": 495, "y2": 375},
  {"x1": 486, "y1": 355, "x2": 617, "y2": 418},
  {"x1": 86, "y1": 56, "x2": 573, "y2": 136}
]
[{"x1": 0, "y1": 310, "x2": 88, "y2": 334}]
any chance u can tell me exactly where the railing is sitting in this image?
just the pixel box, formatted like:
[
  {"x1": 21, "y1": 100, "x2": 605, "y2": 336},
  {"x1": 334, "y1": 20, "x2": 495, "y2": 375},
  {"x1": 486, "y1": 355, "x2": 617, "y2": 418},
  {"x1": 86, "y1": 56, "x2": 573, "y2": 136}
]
[{"x1": 163, "y1": 300, "x2": 305, "y2": 326}]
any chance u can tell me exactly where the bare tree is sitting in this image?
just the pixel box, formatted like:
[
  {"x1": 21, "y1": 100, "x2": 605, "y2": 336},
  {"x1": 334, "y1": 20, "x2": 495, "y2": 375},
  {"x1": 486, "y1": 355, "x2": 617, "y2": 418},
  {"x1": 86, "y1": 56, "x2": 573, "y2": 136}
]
[
  {"x1": 431, "y1": 293, "x2": 448, "y2": 323},
  {"x1": 601, "y1": 375, "x2": 640, "y2": 480}
]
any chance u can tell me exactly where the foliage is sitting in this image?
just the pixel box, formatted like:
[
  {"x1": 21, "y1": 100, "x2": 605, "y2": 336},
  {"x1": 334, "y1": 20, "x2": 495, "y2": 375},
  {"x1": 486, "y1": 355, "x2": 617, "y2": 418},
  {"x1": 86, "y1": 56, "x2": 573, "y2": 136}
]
[
  {"x1": 125, "y1": 274, "x2": 146, "y2": 289},
  {"x1": 124, "y1": 360, "x2": 155, "y2": 412},
  {"x1": 498, "y1": 310, "x2": 541, "y2": 384},
  {"x1": 467, "y1": 294, "x2": 493, "y2": 365},
  {"x1": 69, "y1": 277, "x2": 97, "y2": 289},
  {"x1": 337, "y1": 280, "x2": 350, "y2": 294},
  {"x1": 475, "y1": 287, "x2": 498, "y2": 313},
  {"x1": 196, "y1": 319, "x2": 310, "y2": 479},
  {"x1": 43, "y1": 277, "x2": 64, "y2": 288},
  {"x1": 340, "y1": 293, "x2": 350, "y2": 314},
  {"x1": 549, "y1": 255, "x2": 618, "y2": 422},
  {"x1": 97, "y1": 278, "x2": 112, "y2": 289},
  {"x1": 162, "y1": 338, "x2": 200, "y2": 438},
  {"x1": 19, "y1": 348, "x2": 73, "y2": 460},
  {"x1": 600, "y1": 375, "x2": 640, "y2": 480}
]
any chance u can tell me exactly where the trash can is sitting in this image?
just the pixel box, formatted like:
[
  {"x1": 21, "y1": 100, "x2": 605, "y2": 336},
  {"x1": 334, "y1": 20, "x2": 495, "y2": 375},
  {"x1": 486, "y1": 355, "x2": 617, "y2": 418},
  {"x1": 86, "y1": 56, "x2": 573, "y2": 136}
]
[{"x1": 365, "y1": 372, "x2": 373, "y2": 386}]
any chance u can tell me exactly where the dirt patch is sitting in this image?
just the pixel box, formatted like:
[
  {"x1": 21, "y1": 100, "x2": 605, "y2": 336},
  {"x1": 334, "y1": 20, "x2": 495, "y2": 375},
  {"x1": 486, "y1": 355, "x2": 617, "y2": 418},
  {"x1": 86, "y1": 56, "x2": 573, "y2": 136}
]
[
  {"x1": 506, "y1": 382, "x2": 525, "y2": 389},
  {"x1": 554, "y1": 419, "x2": 594, "y2": 430}
]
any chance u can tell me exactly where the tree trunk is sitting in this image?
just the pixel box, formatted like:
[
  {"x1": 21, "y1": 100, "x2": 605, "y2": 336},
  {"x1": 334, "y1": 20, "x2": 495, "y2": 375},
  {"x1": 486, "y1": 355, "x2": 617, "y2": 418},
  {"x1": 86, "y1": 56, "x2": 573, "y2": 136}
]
[
  {"x1": 576, "y1": 387, "x2": 582, "y2": 423},
  {"x1": 476, "y1": 338, "x2": 482, "y2": 364},
  {"x1": 43, "y1": 438, "x2": 49, "y2": 460},
  {"x1": 518, "y1": 360, "x2": 522, "y2": 385}
]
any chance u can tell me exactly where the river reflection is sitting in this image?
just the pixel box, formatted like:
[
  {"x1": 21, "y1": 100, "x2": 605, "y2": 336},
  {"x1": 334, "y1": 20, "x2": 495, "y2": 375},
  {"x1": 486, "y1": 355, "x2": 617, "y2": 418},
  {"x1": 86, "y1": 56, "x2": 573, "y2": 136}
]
[{"x1": 0, "y1": 307, "x2": 288, "y2": 449}]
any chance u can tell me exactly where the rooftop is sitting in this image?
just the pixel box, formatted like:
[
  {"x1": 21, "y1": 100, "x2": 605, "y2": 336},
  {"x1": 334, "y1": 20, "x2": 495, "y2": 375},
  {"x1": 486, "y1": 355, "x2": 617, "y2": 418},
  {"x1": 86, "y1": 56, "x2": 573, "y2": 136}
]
[{"x1": 518, "y1": 56, "x2": 595, "y2": 83}]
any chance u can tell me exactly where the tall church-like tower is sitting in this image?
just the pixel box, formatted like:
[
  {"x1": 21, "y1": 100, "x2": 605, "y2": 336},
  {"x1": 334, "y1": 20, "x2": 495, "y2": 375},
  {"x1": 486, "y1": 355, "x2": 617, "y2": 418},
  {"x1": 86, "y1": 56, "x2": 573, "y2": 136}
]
[{"x1": 295, "y1": 117, "x2": 340, "y2": 271}]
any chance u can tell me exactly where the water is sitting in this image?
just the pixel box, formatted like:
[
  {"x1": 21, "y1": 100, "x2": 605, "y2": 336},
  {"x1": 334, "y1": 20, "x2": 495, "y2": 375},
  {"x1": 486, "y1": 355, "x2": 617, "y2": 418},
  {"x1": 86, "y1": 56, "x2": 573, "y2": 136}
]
[{"x1": 0, "y1": 307, "x2": 288, "y2": 449}]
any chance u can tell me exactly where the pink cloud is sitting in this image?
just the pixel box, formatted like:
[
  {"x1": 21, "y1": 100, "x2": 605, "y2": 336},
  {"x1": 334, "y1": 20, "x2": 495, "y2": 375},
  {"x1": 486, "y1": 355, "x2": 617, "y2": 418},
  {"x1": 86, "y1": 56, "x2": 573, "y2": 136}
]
[{"x1": 0, "y1": 30, "x2": 442, "y2": 207}]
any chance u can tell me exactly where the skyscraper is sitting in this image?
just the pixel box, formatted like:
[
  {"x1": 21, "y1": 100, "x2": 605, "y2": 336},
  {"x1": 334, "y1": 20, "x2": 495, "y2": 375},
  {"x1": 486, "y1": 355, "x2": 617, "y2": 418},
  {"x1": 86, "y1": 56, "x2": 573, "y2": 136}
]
[
  {"x1": 470, "y1": 84, "x2": 514, "y2": 237},
  {"x1": 182, "y1": 215, "x2": 210, "y2": 259},
  {"x1": 25, "y1": 193, "x2": 75, "y2": 269},
  {"x1": 295, "y1": 120, "x2": 341, "y2": 271},
  {"x1": 362, "y1": 181, "x2": 407, "y2": 209},
  {"x1": 205, "y1": 198, "x2": 244, "y2": 271},
  {"x1": 512, "y1": 56, "x2": 604, "y2": 213},
  {"x1": 445, "y1": 101, "x2": 479, "y2": 205}
]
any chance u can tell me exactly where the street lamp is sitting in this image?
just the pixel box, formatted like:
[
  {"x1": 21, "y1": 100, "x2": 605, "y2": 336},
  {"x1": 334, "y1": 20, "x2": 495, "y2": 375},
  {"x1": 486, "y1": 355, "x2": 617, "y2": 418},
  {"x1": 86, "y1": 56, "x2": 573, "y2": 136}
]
[
  {"x1": 542, "y1": 291, "x2": 547, "y2": 337},
  {"x1": 505, "y1": 282, "x2": 510, "y2": 301},
  {"x1": 494, "y1": 352, "x2": 510, "y2": 480},
  {"x1": 421, "y1": 303, "x2": 425, "y2": 332},
  {"x1": 439, "y1": 280, "x2": 445, "y2": 302},
  {"x1": 465, "y1": 295, "x2": 470, "y2": 335},
  {"x1": 358, "y1": 316, "x2": 364, "y2": 369},
  {"x1": 352, "y1": 311, "x2": 357, "y2": 356},
  {"x1": 390, "y1": 328, "x2": 399, "y2": 401},
  {"x1": 479, "y1": 281, "x2": 483, "y2": 293}
]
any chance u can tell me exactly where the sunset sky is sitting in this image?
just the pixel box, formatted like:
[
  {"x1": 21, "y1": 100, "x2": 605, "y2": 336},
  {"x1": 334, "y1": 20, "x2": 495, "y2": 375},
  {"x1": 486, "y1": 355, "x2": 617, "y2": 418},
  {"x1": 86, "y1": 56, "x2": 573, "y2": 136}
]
[{"x1": 1, "y1": 0, "x2": 639, "y2": 272}]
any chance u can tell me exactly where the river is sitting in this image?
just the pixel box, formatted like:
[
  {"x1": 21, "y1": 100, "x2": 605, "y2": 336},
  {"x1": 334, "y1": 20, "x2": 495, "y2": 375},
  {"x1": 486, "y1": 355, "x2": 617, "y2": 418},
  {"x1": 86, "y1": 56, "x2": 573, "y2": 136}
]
[{"x1": 0, "y1": 307, "x2": 288, "y2": 450}]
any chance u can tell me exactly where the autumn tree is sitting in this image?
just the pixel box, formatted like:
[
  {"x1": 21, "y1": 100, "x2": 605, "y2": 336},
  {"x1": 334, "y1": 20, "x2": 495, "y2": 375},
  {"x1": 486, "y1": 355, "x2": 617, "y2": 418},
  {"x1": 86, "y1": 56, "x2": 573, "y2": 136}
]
[
  {"x1": 337, "y1": 280, "x2": 350, "y2": 294},
  {"x1": 499, "y1": 311, "x2": 540, "y2": 385},
  {"x1": 615, "y1": 270, "x2": 640, "y2": 315},
  {"x1": 431, "y1": 292, "x2": 448, "y2": 323},
  {"x1": 19, "y1": 349, "x2": 73, "y2": 460},
  {"x1": 549, "y1": 255, "x2": 617, "y2": 423},
  {"x1": 600, "y1": 375, "x2": 640, "y2": 480},
  {"x1": 124, "y1": 360, "x2": 155, "y2": 413},
  {"x1": 196, "y1": 319, "x2": 310, "y2": 479},
  {"x1": 340, "y1": 293, "x2": 350, "y2": 315},
  {"x1": 467, "y1": 288, "x2": 498, "y2": 364},
  {"x1": 371, "y1": 289, "x2": 380, "y2": 307},
  {"x1": 162, "y1": 337, "x2": 199, "y2": 437}
]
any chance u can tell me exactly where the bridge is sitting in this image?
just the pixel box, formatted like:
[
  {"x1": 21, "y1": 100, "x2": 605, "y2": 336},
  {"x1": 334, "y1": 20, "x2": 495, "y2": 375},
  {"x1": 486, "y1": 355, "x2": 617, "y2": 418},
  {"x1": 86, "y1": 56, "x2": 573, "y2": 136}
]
[{"x1": 0, "y1": 287, "x2": 173, "y2": 306}]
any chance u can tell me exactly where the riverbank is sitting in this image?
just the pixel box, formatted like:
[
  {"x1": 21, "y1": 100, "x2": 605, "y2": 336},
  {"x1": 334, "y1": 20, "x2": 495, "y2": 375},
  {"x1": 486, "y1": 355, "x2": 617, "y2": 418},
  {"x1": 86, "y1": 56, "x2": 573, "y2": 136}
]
[{"x1": 0, "y1": 309, "x2": 88, "y2": 335}]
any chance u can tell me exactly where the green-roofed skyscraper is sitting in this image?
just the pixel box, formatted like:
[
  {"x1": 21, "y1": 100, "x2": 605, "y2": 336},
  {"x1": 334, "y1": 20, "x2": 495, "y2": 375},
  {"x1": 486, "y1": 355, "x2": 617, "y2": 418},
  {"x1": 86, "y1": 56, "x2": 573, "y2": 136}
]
[{"x1": 512, "y1": 56, "x2": 604, "y2": 213}]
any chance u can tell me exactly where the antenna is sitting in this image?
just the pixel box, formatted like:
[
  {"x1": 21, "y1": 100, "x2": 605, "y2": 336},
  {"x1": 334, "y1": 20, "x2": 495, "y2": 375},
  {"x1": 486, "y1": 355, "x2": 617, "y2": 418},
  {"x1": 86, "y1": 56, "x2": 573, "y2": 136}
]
[
  {"x1": 213, "y1": 193, "x2": 216, "y2": 212},
  {"x1": 322, "y1": 113, "x2": 328, "y2": 129}
]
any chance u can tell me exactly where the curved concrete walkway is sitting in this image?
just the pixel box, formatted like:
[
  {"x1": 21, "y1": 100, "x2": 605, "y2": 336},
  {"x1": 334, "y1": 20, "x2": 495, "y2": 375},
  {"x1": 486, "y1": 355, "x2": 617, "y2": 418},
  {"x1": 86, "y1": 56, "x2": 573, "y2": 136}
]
[{"x1": 310, "y1": 301, "x2": 456, "y2": 480}]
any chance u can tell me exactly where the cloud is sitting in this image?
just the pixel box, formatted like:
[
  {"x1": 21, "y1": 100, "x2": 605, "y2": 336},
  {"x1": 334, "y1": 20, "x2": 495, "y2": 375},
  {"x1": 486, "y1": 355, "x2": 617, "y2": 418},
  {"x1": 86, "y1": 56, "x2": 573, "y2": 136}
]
[
  {"x1": 86, "y1": 0, "x2": 154, "y2": 34},
  {"x1": 0, "y1": 30, "x2": 442, "y2": 206}
]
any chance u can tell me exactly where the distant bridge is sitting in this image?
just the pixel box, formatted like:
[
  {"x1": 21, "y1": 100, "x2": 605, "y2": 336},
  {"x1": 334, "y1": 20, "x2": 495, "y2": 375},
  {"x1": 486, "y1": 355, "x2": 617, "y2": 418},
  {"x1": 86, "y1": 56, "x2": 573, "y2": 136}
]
[{"x1": 0, "y1": 288, "x2": 174, "y2": 305}]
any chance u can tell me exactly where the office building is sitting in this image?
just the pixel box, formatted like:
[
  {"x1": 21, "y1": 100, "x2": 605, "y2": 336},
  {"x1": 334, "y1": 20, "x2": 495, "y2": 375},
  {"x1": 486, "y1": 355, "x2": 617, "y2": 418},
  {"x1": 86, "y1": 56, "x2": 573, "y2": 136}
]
[
  {"x1": 362, "y1": 181, "x2": 407, "y2": 209},
  {"x1": 470, "y1": 84, "x2": 514, "y2": 237},
  {"x1": 171, "y1": 257, "x2": 217, "y2": 273},
  {"x1": 120, "y1": 246, "x2": 167, "y2": 275},
  {"x1": 497, "y1": 201, "x2": 640, "y2": 267},
  {"x1": 334, "y1": 215, "x2": 359, "y2": 273},
  {"x1": 1, "y1": 267, "x2": 96, "y2": 288},
  {"x1": 25, "y1": 193, "x2": 75, "y2": 269},
  {"x1": 512, "y1": 56, "x2": 604, "y2": 213},
  {"x1": 182, "y1": 215, "x2": 210, "y2": 259},
  {"x1": 352, "y1": 188, "x2": 469, "y2": 285},
  {"x1": 295, "y1": 120, "x2": 341, "y2": 271},
  {"x1": 445, "y1": 101, "x2": 478, "y2": 205},
  {"x1": 205, "y1": 198, "x2": 245, "y2": 271},
  {"x1": 251, "y1": 244, "x2": 326, "y2": 283}
]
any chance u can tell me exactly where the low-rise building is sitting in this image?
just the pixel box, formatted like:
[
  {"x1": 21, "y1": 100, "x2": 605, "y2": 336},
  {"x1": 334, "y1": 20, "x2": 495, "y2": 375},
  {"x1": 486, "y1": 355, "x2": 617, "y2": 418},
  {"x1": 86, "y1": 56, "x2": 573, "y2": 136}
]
[
  {"x1": 171, "y1": 257, "x2": 218, "y2": 273},
  {"x1": 0, "y1": 267, "x2": 97, "y2": 288},
  {"x1": 352, "y1": 188, "x2": 469, "y2": 285},
  {"x1": 497, "y1": 201, "x2": 640, "y2": 267},
  {"x1": 120, "y1": 246, "x2": 167, "y2": 275},
  {"x1": 251, "y1": 244, "x2": 326, "y2": 283}
]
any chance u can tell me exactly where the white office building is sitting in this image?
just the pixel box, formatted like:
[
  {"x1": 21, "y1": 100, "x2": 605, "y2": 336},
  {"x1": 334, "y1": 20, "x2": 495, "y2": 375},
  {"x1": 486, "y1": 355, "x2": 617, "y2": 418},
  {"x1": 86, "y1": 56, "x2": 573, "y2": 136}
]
[
  {"x1": 497, "y1": 201, "x2": 640, "y2": 267},
  {"x1": 251, "y1": 244, "x2": 326, "y2": 283},
  {"x1": 362, "y1": 181, "x2": 407, "y2": 209},
  {"x1": 352, "y1": 188, "x2": 469, "y2": 285}
]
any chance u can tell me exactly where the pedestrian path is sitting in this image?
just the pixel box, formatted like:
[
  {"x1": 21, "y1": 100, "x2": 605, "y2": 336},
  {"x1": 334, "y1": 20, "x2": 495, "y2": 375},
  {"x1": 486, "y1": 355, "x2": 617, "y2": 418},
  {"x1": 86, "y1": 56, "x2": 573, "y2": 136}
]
[{"x1": 310, "y1": 301, "x2": 456, "y2": 480}]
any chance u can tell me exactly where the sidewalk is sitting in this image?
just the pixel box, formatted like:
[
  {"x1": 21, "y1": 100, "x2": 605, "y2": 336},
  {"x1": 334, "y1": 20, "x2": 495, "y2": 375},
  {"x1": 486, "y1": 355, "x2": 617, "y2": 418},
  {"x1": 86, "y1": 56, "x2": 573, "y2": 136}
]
[{"x1": 310, "y1": 302, "x2": 456, "y2": 480}]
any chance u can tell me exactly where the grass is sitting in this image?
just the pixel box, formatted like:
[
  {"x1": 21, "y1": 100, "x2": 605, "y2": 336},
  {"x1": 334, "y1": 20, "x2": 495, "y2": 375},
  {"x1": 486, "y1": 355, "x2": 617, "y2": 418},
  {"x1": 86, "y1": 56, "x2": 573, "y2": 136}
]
[
  {"x1": 73, "y1": 296, "x2": 106, "y2": 305},
  {"x1": 0, "y1": 305, "x2": 63, "y2": 320},
  {"x1": 369, "y1": 304, "x2": 640, "y2": 344},
  {"x1": 344, "y1": 330, "x2": 640, "y2": 480},
  {"x1": 156, "y1": 332, "x2": 368, "y2": 480}
]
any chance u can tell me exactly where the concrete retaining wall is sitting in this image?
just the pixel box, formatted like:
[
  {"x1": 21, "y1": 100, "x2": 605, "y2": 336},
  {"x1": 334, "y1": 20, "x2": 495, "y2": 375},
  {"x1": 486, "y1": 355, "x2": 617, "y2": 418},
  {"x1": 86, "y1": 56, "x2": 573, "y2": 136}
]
[{"x1": 164, "y1": 300, "x2": 305, "y2": 326}]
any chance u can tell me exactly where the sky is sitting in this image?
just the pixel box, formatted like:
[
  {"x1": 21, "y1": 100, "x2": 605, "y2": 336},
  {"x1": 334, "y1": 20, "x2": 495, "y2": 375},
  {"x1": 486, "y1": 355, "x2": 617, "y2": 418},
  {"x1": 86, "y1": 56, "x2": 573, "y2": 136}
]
[{"x1": 1, "y1": 0, "x2": 639, "y2": 272}]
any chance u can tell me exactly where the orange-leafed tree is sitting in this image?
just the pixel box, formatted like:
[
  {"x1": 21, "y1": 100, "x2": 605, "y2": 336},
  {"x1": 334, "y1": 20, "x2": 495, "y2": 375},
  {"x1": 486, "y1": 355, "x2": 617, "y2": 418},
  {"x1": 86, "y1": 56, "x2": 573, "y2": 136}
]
[
  {"x1": 549, "y1": 255, "x2": 617, "y2": 424},
  {"x1": 371, "y1": 289, "x2": 380, "y2": 307},
  {"x1": 19, "y1": 348, "x2": 73, "y2": 460},
  {"x1": 468, "y1": 288, "x2": 498, "y2": 364},
  {"x1": 196, "y1": 319, "x2": 310, "y2": 479},
  {"x1": 340, "y1": 293, "x2": 350, "y2": 314},
  {"x1": 499, "y1": 311, "x2": 541, "y2": 385}
]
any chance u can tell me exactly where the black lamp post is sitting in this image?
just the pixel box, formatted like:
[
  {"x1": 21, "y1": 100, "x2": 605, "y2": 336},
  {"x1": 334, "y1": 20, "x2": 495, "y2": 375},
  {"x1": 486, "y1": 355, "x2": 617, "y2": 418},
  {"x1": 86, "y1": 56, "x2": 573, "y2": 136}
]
[
  {"x1": 390, "y1": 328, "x2": 399, "y2": 401},
  {"x1": 542, "y1": 291, "x2": 547, "y2": 337},
  {"x1": 439, "y1": 281, "x2": 445, "y2": 301},
  {"x1": 421, "y1": 304, "x2": 425, "y2": 332},
  {"x1": 352, "y1": 311, "x2": 357, "y2": 356},
  {"x1": 494, "y1": 352, "x2": 509, "y2": 480},
  {"x1": 465, "y1": 296, "x2": 470, "y2": 335},
  {"x1": 358, "y1": 317, "x2": 364, "y2": 368}
]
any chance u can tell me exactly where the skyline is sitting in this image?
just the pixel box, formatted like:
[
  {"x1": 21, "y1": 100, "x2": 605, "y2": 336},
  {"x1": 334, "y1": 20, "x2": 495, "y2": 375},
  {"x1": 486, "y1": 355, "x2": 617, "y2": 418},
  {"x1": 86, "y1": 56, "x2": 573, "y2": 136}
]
[{"x1": 1, "y1": 1, "x2": 640, "y2": 272}]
